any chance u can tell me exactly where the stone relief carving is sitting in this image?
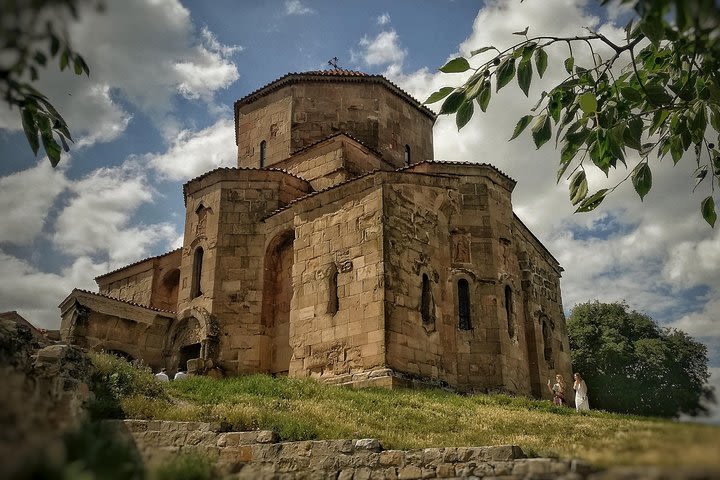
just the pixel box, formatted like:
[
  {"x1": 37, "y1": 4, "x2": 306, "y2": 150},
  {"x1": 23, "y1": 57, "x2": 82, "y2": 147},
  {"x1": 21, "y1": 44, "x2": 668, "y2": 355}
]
[{"x1": 451, "y1": 232, "x2": 471, "y2": 263}]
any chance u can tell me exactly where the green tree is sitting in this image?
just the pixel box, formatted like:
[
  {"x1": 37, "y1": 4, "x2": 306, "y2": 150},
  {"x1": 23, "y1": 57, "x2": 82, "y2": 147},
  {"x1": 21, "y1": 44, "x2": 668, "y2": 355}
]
[
  {"x1": 427, "y1": 0, "x2": 720, "y2": 226},
  {"x1": 567, "y1": 301, "x2": 715, "y2": 417},
  {"x1": 1, "y1": 0, "x2": 95, "y2": 166}
]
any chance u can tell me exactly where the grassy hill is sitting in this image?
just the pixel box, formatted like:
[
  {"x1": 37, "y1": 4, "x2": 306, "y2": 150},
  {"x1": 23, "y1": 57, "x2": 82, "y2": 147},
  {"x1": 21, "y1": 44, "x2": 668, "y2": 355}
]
[{"x1": 91, "y1": 353, "x2": 720, "y2": 469}]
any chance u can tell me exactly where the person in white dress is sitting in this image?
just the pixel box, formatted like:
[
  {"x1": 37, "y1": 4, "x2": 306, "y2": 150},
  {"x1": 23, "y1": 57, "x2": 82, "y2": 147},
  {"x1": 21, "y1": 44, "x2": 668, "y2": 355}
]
[
  {"x1": 174, "y1": 370, "x2": 188, "y2": 381},
  {"x1": 573, "y1": 373, "x2": 590, "y2": 411}
]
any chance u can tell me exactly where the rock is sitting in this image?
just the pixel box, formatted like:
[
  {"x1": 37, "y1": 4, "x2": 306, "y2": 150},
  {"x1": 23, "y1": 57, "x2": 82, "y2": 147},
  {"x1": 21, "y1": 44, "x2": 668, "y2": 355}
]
[{"x1": 355, "y1": 438, "x2": 382, "y2": 452}]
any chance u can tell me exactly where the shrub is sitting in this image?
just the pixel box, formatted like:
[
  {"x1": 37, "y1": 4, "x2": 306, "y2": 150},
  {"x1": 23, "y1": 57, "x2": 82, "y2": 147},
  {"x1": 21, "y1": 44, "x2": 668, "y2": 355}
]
[
  {"x1": 88, "y1": 352, "x2": 168, "y2": 420},
  {"x1": 150, "y1": 453, "x2": 216, "y2": 480}
]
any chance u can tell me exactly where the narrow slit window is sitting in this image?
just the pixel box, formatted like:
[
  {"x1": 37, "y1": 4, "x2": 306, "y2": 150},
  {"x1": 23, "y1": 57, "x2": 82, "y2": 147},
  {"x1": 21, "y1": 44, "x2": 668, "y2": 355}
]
[
  {"x1": 259, "y1": 140, "x2": 266, "y2": 167},
  {"x1": 421, "y1": 273, "x2": 433, "y2": 324},
  {"x1": 542, "y1": 319, "x2": 553, "y2": 362},
  {"x1": 404, "y1": 144, "x2": 411, "y2": 165},
  {"x1": 505, "y1": 285, "x2": 515, "y2": 338},
  {"x1": 328, "y1": 266, "x2": 339, "y2": 314},
  {"x1": 458, "y1": 279, "x2": 471, "y2": 330},
  {"x1": 191, "y1": 247, "x2": 204, "y2": 299}
]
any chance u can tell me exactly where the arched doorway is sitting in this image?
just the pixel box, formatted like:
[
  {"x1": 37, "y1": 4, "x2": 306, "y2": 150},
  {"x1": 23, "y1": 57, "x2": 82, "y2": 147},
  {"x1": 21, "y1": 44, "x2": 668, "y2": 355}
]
[{"x1": 261, "y1": 231, "x2": 294, "y2": 374}]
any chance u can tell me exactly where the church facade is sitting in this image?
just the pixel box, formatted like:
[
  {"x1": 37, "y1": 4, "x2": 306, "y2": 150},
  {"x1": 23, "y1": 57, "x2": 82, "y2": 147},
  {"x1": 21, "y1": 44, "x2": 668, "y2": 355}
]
[{"x1": 60, "y1": 70, "x2": 571, "y2": 398}]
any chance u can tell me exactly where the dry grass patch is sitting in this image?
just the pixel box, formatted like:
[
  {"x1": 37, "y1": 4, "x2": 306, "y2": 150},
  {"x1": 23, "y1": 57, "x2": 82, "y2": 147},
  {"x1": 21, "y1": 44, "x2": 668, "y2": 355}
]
[{"x1": 89, "y1": 355, "x2": 719, "y2": 469}]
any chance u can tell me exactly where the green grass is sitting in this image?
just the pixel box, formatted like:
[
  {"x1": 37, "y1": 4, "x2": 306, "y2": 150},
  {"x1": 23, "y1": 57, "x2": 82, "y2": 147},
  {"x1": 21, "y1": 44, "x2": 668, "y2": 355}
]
[{"x1": 90, "y1": 353, "x2": 720, "y2": 469}]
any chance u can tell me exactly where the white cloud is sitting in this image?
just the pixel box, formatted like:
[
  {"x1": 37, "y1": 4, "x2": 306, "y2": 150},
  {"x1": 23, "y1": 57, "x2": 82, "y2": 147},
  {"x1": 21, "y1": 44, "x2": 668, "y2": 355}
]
[
  {"x1": 357, "y1": 30, "x2": 407, "y2": 68},
  {"x1": 0, "y1": 0, "x2": 240, "y2": 146},
  {"x1": 377, "y1": 13, "x2": 391, "y2": 26},
  {"x1": 669, "y1": 297, "x2": 720, "y2": 339},
  {"x1": 383, "y1": 0, "x2": 720, "y2": 370},
  {"x1": 52, "y1": 162, "x2": 177, "y2": 265},
  {"x1": 147, "y1": 118, "x2": 236, "y2": 181},
  {"x1": 284, "y1": 0, "x2": 314, "y2": 16},
  {"x1": 0, "y1": 250, "x2": 106, "y2": 329},
  {"x1": 0, "y1": 160, "x2": 69, "y2": 245},
  {"x1": 201, "y1": 26, "x2": 244, "y2": 58}
]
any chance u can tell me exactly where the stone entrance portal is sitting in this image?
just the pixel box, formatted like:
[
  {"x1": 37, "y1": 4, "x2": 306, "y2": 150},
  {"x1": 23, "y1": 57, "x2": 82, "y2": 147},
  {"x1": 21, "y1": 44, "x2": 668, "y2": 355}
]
[{"x1": 179, "y1": 343, "x2": 201, "y2": 371}]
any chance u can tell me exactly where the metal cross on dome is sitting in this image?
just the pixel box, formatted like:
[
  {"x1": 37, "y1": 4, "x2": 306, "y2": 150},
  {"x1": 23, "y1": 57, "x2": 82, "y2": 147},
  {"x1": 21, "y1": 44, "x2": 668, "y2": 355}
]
[{"x1": 328, "y1": 56, "x2": 340, "y2": 69}]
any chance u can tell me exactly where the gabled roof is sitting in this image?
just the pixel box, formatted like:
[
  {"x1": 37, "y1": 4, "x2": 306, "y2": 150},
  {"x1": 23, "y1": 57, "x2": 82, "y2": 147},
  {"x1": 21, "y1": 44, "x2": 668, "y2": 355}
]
[
  {"x1": 60, "y1": 288, "x2": 176, "y2": 315},
  {"x1": 261, "y1": 160, "x2": 515, "y2": 220},
  {"x1": 182, "y1": 166, "x2": 310, "y2": 205},
  {"x1": 95, "y1": 248, "x2": 181, "y2": 281},
  {"x1": 234, "y1": 70, "x2": 436, "y2": 124}
]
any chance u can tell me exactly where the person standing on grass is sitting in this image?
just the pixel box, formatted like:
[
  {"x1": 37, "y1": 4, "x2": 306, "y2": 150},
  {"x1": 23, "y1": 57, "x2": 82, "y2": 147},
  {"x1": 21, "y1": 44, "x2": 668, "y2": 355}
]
[
  {"x1": 547, "y1": 374, "x2": 566, "y2": 406},
  {"x1": 573, "y1": 373, "x2": 590, "y2": 411},
  {"x1": 174, "y1": 370, "x2": 188, "y2": 381},
  {"x1": 154, "y1": 368, "x2": 169, "y2": 382}
]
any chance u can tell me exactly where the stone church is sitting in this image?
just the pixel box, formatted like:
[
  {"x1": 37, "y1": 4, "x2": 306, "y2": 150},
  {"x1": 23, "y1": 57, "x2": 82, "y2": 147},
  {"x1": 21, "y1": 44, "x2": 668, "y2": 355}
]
[{"x1": 60, "y1": 69, "x2": 572, "y2": 398}]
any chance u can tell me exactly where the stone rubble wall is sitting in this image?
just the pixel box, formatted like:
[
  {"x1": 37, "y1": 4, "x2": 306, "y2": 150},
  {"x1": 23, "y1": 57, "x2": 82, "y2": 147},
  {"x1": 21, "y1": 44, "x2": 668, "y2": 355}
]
[
  {"x1": 106, "y1": 419, "x2": 718, "y2": 480},
  {"x1": 0, "y1": 319, "x2": 94, "y2": 479}
]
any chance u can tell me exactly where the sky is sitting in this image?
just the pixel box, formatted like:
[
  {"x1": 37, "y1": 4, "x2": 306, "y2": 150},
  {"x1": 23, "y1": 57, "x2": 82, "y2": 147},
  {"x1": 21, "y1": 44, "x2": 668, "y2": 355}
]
[{"x1": 0, "y1": 0, "x2": 718, "y2": 422}]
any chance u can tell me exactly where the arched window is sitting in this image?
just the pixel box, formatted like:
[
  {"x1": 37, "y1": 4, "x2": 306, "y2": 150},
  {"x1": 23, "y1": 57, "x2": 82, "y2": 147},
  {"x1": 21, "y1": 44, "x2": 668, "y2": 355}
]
[
  {"x1": 191, "y1": 247, "x2": 204, "y2": 299},
  {"x1": 327, "y1": 265, "x2": 339, "y2": 315},
  {"x1": 259, "y1": 140, "x2": 266, "y2": 167},
  {"x1": 505, "y1": 285, "x2": 515, "y2": 338},
  {"x1": 458, "y1": 279, "x2": 471, "y2": 330},
  {"x1": 404, "y1": 144, "x2": 411, "y2": 165}
]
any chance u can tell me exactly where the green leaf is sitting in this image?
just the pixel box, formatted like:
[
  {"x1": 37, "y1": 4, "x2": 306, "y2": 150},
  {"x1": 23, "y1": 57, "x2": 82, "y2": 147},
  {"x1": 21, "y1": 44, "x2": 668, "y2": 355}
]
[
  {"x1": 625, "y1": 117, "x2": 643, "y2": 150},
  {"x1": 645, "y1": 84, "x2": 672, "y2": 106},
  {"x1": 470, "y1": 46, "x2": 496, "y2": 56},
  {"x1": 425, "y1": 87, "x2": 455, "y2": 105},
  {"x1": 632, "y1": 163, "x2": 652, "y2": 201},
  {"x1": 569, "y1": 170, "x2": 588, "y2": 205},
  {"x1": 620, "y1": 86, "x2": 643, "y2": 103},
  {"x1": 440, "y1": 91, "x2": 466, "y2": 114},
  {"x1": 689, "y1": 102, "x2": 707, "y2": 144},
  {"x1": 477, "y1": 84, "x2": 491, "y2": 112},
  {"x1": 575, "y1": 189, "x2": 609, "y2": 213},
  {"x1": 21, "y1": 107, "x2": 40, "y2": 156},
  {"x1": 564, "y1": 57, "x2": 574, "y2": 74},
  {"x1": 701, "y1": 196, "x2": 716, "y2": 227},
  {"x1": 517, "y1": 58, "x2": 532, "y2": 96},
  {"x1": 640, "y1": 16, "x2": 665, "y2": 45},
  {"x1": 709, "y1": 105, "x2": 720, "y2": 131},
  {"x1": 649, "y1": 109, "x2": 669, "y2": 136},
  {"x1": 439, "y1": 57, "x2": 471, "y2": 73},
  {"x1": 50, "y1": 33, "x2": 60, "y2": 56},
  {"x1": 73, "y1": 55, "x2": 83, "y2": 75},
  {"x1": 41, "y1": 130, "x2": 62, "y2": 167},
  {"x1": 531, "y1": 114, "x2": 551, "y2": 149},
  {"x1": 670, "y1": 135, "x2": 684, "y2": 163},
  {"x1": 456, "y1": 100, "x2": 474, "y2": 130},
  {"x1": 694, "y1": 167, "x2": 707, "y2": 192},
  {"x1": 509, "y1": 115, "x2": 533, "y2": 141},
  {"x1": 60, "y1": 50, "x2": 69, "y2": 71},
  {"x1": 534, "y1": 48, "x2": 548, "y2": 78},
  {"x1": 496, "y1": 57, "x2": 516, "y2": 91},
  {"x1": 34, "y1": 51, "x2": 47, "y2": 66},
  {"x1": 578, "y1": 92, "x2": 597, "y2": 114}
]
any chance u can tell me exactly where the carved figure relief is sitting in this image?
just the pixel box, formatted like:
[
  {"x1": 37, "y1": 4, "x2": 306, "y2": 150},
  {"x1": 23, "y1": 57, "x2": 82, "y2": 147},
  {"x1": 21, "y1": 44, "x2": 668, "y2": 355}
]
[
  {"x1": 451, "y1": 232, "x2": 471, "y2": 263},
  {"x1": 195, "y1": 204, "x2": 209, "y2": 236}
]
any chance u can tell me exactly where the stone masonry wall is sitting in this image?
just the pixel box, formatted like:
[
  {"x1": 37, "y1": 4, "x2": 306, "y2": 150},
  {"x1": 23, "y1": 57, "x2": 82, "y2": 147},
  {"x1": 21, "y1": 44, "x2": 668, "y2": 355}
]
[
  {"x1": 290, "y1": 82, "x2": 433, "y2": 169},
  {"x1": 237, "y1": 94, "x2": 292, "y2": 168},
  {"x1": 287, "y1": 183, "x2": 386, "y2": 380},
  {"x1": 102, "y1": 267, "x2": 154, "y2": 306},
  {"x1": 106, "y1": 419, "x2": 715, "y2": 480},
  {"x1": 182, "y1": 170, "x2": 311, "y2": 375},
  {"x1": 514, "y1": 219, "x2": 571, "y2": 400}
]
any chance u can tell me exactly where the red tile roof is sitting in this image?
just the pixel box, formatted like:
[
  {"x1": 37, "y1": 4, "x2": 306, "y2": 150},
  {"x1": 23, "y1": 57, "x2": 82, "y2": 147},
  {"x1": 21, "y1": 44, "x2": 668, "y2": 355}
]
[{"x1": 65, "y1": 288, "x2": 177, "y2": 315}]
